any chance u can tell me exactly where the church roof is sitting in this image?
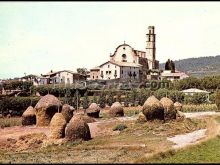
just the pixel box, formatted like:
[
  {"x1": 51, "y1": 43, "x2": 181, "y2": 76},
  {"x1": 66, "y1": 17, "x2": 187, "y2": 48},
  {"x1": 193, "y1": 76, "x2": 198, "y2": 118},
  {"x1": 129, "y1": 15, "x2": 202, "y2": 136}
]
[{"x1": 99, "y1": 60, "x2": 142, "y2": 68}]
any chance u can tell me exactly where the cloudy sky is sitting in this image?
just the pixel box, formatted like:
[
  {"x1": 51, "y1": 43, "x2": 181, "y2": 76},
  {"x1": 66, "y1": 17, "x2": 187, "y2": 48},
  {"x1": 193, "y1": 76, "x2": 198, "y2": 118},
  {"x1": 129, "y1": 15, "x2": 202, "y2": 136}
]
[{"x1": 1, "y1": 2, "x2": 220, "y2": 79}]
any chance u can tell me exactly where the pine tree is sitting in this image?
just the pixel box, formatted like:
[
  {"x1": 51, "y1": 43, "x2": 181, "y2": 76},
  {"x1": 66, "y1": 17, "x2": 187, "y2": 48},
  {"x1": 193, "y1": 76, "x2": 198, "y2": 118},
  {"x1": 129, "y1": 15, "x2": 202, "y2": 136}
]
[
  {"x1": 82, "y1": 91, "x2": 89, "y2": 109},
  {"x1": 99, "y1": 90, "x2": 106, "y2": 108}
]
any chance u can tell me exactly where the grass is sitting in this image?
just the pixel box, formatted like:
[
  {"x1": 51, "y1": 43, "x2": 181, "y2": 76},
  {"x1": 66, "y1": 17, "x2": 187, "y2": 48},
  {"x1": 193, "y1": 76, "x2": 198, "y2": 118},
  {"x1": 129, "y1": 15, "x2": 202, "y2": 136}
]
[
  {"x1": 182, "y1": 104, "x2": 218, "y2": 112},
  {"x1": 141, "y1": 135, "x2": 220, "y2": 163},
  {"x1": 0, "y1": 117, "x2": 21, "y2": 128},
  {"x1": 135, "y1": 115, "x2": 220, "y2": 163}
]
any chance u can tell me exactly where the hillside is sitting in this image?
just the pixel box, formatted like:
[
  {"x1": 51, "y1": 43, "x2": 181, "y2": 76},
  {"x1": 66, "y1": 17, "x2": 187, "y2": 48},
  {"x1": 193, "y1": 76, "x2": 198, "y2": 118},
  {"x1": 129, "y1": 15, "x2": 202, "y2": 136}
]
[{"x1": 159, "y1": 55, "x2": 220, "y2": 77}]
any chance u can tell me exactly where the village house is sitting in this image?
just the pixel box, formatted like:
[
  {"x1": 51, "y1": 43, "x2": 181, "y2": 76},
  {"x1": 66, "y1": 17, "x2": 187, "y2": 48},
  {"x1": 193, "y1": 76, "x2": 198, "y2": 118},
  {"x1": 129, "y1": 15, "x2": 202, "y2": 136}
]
[
  {"x1": 160, "y1": 70, "x2": 189, "y2": 81},
  {"x1": 38, "y1": 70, "x2": 86, "y2": 85}
]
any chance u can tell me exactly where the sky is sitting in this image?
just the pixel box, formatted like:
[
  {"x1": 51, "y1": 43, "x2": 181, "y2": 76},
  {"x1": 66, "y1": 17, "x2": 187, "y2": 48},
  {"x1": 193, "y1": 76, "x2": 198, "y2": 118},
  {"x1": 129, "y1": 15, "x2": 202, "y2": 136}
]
[{"x1": 1, "y1": 2, "x2": 220, "y2": 79}]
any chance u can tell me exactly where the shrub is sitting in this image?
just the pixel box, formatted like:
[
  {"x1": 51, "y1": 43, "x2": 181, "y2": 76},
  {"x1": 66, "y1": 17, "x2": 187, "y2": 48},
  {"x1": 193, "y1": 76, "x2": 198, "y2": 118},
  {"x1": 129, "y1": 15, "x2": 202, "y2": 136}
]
[
  {"x1": 112, "y1": 123, "x2": 127, "y2": 131},
  {"x1": 106, "y1": 91, "x2": 114, "y2": 106},
  {"x1": 0, "y1": 97, "x2": 40, "y2": 116},
  {"x1": 82, "y1": 91, "x2": 89, "y2": 109},
  {"x1": 215, "y1": 91, "x2": 220, "y2": 110},
  {"x1": 182, "y1": 104, "x2": 218, "y2": 112},
  {"x1": 99, "y1": 90, "x2": 106, "y2": 108},
  {"x1": 184, "y1": 93, "x2": 208, "y2": 104}
]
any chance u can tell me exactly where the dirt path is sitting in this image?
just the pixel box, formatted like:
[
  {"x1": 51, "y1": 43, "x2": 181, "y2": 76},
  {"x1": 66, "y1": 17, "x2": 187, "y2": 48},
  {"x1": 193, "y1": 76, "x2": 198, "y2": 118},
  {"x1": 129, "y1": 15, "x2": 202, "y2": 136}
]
[{"x1": 167, "y1": 112, "x2": 220, "y2": 149}]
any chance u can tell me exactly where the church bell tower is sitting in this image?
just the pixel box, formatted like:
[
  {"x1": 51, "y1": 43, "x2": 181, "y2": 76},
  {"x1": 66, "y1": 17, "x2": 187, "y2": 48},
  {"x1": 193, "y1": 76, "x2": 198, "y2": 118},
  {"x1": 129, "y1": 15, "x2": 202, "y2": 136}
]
[{"x1": 146, "y1": 26, "x2": 156, "y2": 69}]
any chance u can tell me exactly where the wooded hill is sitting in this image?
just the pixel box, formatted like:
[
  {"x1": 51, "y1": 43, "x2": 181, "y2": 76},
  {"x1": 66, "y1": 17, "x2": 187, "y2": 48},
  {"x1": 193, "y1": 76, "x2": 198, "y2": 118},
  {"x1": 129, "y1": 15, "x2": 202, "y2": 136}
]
[{"x1": 160, "y1": 55, "x2": 220, "y2": 77}]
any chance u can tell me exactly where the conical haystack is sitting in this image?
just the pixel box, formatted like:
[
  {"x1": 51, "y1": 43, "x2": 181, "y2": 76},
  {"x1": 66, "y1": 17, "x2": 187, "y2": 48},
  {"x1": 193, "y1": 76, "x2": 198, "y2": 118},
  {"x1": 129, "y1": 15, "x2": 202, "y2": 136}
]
[
  {"x1": 109, "y1": 102, "x2": 124, "y2": 117},
  {"x1": 137, "y1": 112, "x2": 147, "y2": 123},
  {"x1": 160, "y1": 97, "x2": 176, "y2": 120},
  {"x1": 35, "y1": 94, "x2": 62, "y2": 127},
  {"x1": 22, "y1": 106, "x2": 36, "y2": 126},
  {"x1": 174, "y1": 102, "x2": 183, "y2": 112},
  {"x1": 61, "y1": 104, "x2": 75, "y2": 123},
  {"x1": 65, "y1": 114, "x2": 91, "y2": 141},
  {"x1": 142, "y1": 95, "x2": 164, "y2": 120},
  {"x1": 49, "y1": 113, "x2": 67, "y2": 139},
  {"x1": 86, "y1": 103, "x2": 100, "y2": 118}
]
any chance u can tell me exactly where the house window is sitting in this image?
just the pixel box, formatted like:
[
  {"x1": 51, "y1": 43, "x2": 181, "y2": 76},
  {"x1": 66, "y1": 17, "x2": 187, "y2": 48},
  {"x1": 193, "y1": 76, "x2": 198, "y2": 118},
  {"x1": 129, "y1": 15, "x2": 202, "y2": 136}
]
[
  {"x1": 123, "y1": 47, "x2": 125, "y2": 50},
  {"x1": 121, "y1": 70, "x2": 123, "y2": 74},
  {"x1": 93, "y1": 76, "x2": 94, "y2": 79},
  {"x1": 109, "y1": 71, "x2": 111, "y2": 74},
  {"x1": 108, "y1": 65, "x2": 110, "y2": 68},
  {"x1": 115, "y1": 66, "x2": 116, "y2": 68},
  {"x1": 96, "y1": 76, "x2": 98, "y2": 78},
  {"x1": 106, "y1": 71, "x2": 108, "y2": 74},
  {"x1": 115, "y1": 70, "x2": 117, "y2": 75}
]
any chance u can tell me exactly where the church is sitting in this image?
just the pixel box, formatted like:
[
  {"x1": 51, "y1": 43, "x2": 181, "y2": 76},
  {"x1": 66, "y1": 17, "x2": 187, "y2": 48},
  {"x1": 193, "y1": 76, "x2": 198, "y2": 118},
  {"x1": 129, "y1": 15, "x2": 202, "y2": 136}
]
[{"x1": 89, "y1": 26, "x2": 160, "y2": 82}]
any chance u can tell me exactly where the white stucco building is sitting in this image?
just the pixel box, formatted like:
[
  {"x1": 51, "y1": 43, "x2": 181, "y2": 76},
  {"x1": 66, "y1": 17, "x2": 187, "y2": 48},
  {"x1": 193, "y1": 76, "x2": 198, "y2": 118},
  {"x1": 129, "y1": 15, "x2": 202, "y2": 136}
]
[
  {"x1": 160, "y1": 70, "x2": 189, "y2": 81},
  {"x1": 89, "y1": 26, "x2": 160, "y2": 81}
]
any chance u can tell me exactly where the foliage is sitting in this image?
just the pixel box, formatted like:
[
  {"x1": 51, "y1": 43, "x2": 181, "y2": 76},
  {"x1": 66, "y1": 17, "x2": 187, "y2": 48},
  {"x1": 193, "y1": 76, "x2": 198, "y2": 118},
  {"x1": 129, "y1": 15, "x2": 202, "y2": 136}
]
[
  {"x1": 106, "y1": 91, "x2": 114, "y2": 106},
  {"x1": 184, "y1": 93, "x2": 207, "y2": 104},
  {"x1": 2, "y1": 80, "x2": 33, "y2": 91},
  {"x1": 92, "y1": 93, "x2": 98, "y2": 104},
  {"x1": 0, "y1": 97, "x2": 40, "y2": 116},
  {"x1": 165, "y1": 59, "x2": 175, "y2": 73},
  {"x1": 182, "y1": 104, "x2": 218, "y2": 112},
  {"x1": 72, "y1": 89, "x2": 81, "y2": 109},
  {"x1": 64, "y1": 87, "x2": 72, "y2": 105},
  {"x1": 124, "y1": 92, "x2": 129, "y2": 107},
  {"x1": 82, "y1": 91, "x2": 89, "y2": 109},
  {"x1": 98, "y1": 90, "x2": 106, "y2": 108},
  {"x1": 215, "y1": 91, "x2": 220, "y2": 110},
  {"x1": 112, "y1": 123, "x2": 127, "y2": 131}
]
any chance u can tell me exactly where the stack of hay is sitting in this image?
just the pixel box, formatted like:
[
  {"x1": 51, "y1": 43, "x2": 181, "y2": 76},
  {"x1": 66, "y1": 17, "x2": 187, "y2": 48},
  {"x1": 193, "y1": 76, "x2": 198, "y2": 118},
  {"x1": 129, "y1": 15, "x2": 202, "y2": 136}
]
[
  {"x1": 65, "y1": 114, "x2": 91, "y2": 141},
  {"x1": 160, "y1": 97, "x2": 176, "y2": 121},
  {"x1": 142, "y1": 95, "x2": 164, "y2": 121},
  {"x1": 174, "y1": 102, "x2": 185, "y2": 120},
  {"x1": 109, "y1": 102, "x2": 124, "y2": 117},
  {"x1": 86, "y1": 103, "x2": 100, "y2": 118},
  {"x1": 35, "y1": 94, "x2": 62, "y2": 127},
  {"x1": 22, "y1": 106, "x2": 36, "y2": 126},
  {"x1": 61, "y1": 104, "x2": 75, "y2": 123},
  {"x1": 49, "y1": 113, "x2": 67, "y2": 139}
]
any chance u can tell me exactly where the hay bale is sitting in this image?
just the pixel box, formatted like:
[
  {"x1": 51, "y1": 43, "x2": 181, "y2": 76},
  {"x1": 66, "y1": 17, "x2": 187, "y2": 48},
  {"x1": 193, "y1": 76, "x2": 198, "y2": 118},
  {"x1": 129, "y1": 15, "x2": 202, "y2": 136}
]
[
  {"x1": 174, "y1": 102, "x2": 183, "y2": 111},
  {"x1": 142, "y1": 95, "x2": 164, "y2": 120},
  {"x1": 81, "y1": 114, "x2": 96, "y2": 123},
  {"x1": 22, "y1": 106, "x2": 36, "y2": 126},
  {"x1": 61, "y1": 104, "x2": 75, "y2": 123},
  {"x1": 137, "y1": 112, "x2": 147, "y2": 123},
  {"x1": 160, "y1": 97, "x2": 176, "y2": 120},
  {"x1": 65, "y1": 114, "x2": 91, "y2": 141},
  {"x1": 35, "y1": 94, "x2": 62, "y2": 127},
  {"x1": 176, "y1": 110, "x2": 185, "y2": 121},
  {"x1": 49, "y1": 113, "x2": 67, "y2": 139},
  {"x1": 109, "y1": 102, "x2": 124, "y2": 117},
  {"x1": 86, "y1": 103, "x2": 100, "y2": 118}
]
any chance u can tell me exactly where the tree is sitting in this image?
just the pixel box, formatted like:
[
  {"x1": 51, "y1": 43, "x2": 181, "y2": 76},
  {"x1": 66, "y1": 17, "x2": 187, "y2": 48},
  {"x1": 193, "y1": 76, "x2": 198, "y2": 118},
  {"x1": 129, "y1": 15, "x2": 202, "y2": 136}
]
[
  {"x1": 82, "y1": 91, "x2": 89, "y2": 109},
  {"x1": 77, "y1": 68, "x2": 89, "y2": 78},
  {"x1": 92, "y1": 93, "x2": 98, "y2": 103},
  {"x1": 72, "y1": 89, "x2": 81, "y2": 109},
  {"x1": 107, "y1": 91, "x2": 114, "y2": 106},
  {"x1": 165, "y1": 59, "x2": 175, "y2": 73},
  {"x1": 99, "y1": 90, "x2": 106, "y2": 108},
  {"x1": 215, "y1": 91, "x2": 220, "y2": 110},
  {"x1": 64, "y1": 87, "x2": 72, "y2": 105}
]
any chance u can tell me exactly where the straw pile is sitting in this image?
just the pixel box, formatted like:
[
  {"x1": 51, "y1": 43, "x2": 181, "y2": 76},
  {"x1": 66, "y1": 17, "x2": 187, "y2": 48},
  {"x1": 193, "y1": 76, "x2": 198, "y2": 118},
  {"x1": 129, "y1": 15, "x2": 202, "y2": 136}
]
[
  {"x1": 142, "y1": 95, "x2": 164, "y2": 120},
  {"x1": 22, "y1": 106, "x2": 36, "y2": 126},
  {"x1": 137, "y1": 112, "x2": 147, "y2": 123},
  {"x1": 86, "y1": 103, "x2": 100, "y2": 118},
  {"x1": 61, "y1": 104, "x2": 74, "y2": 123},
  {"x1": 174, "y1": 102, "x2": 183, "y2": 111},
  {"x1": 35, "y1": 94, "x2": 62, "y2": 127},
  {"x1": 109, "y1": 102, "x2": 124, "y2": 117},
  {"x1": 49, "y1": 113, "x2": 67, "y2": 139},
  {"x1": 65, "y1": 114, "x2": 91, "y2": 141},
  {"x1": 160, "y1": 97, "x2": 176, "y2": 120}
]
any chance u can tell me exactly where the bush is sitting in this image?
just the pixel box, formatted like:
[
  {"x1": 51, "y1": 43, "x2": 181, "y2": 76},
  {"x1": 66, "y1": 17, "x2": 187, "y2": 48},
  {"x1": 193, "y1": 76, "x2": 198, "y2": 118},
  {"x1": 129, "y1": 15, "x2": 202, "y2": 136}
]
[
  {"x1": 99, "y1": 90, "x2": 106, "y2": 108},
  {"x1": 184, "y1": 93, "x2": 208, "y2": 104},
  {"x1": 215, "y1": 91, "x2": 220, "y2": 110},
  {"x1": 112, "y1": 123, "x2": 127, "y2": 131},
  {"x1": 182, "y1": 104, "x2": 218, "y2": 112},
  {"x1": 82, "y1": 91, "x2": 89, "y2": 109},
  {"x1": 0, "y1": 97, "x2": 40, "y2": 116}
]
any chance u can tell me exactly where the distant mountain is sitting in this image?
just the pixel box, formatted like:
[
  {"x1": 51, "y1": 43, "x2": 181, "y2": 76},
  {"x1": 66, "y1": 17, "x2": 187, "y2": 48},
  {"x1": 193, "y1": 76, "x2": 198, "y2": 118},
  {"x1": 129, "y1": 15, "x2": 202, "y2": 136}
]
[{"x1": 159, "y1": 55, "x2": 220, "y2": 77}]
